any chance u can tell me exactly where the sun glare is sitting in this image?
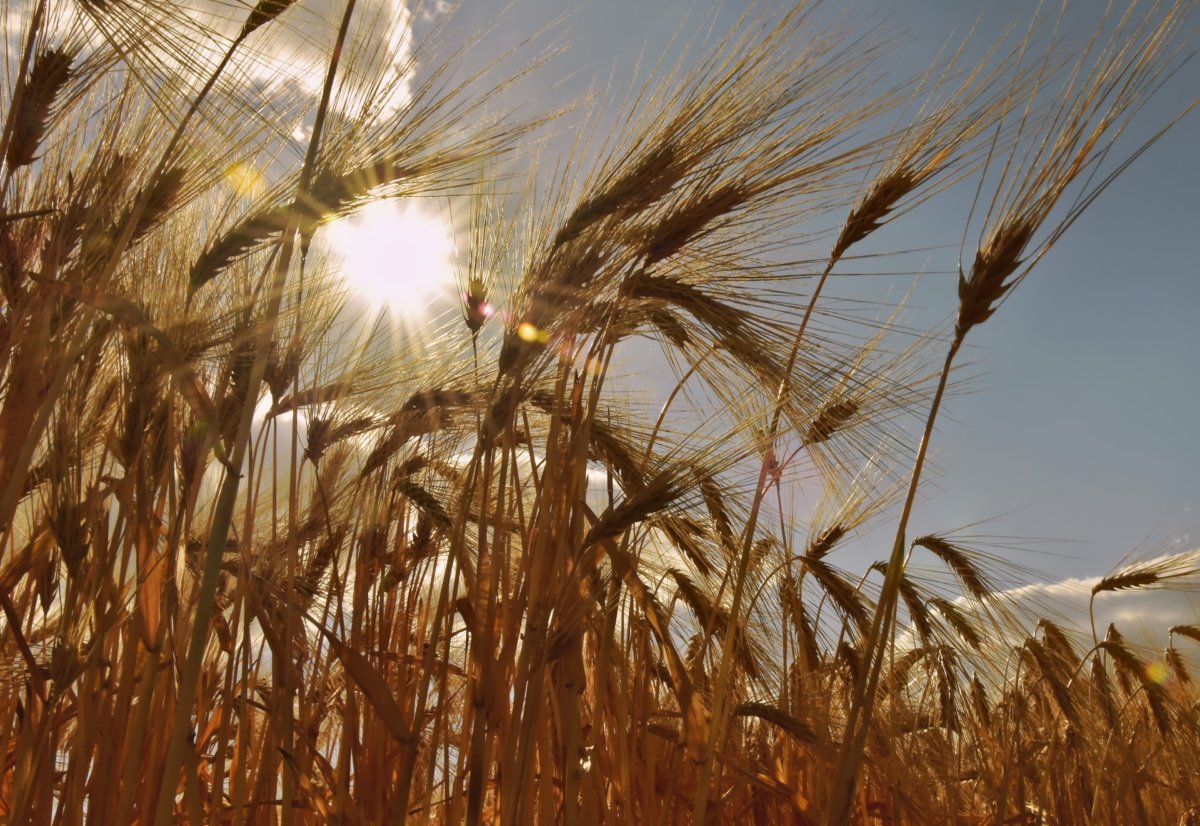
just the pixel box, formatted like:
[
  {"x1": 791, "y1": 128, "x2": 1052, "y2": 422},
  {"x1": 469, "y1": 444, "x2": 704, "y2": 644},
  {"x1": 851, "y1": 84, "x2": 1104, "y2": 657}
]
[{"x1": 321, "y1": 200, "x2": 457, "y2": 318}]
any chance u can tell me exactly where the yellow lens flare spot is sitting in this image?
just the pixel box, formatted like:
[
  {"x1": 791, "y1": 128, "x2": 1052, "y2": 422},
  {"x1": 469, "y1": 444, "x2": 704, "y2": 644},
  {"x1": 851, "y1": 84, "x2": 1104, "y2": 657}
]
[
  {"x1": 1145, "y1": 661, "x2": 1169, "y2": 684},
  {"x1": 320, "y1": 200, "x2": 456, "y2": 319},
  {"x1": 223, "y1": 162, "x2": 266, "y2": 199},
  {"x1": 517, "y1": 321, "x2": 549, "y2": 344}
]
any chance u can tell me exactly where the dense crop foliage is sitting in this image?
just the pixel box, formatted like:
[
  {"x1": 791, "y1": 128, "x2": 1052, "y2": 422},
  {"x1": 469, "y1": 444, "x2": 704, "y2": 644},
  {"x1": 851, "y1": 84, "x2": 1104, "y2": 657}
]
[{"x1": 0, "y1": 1, "x2": 1196, "y2": 823}]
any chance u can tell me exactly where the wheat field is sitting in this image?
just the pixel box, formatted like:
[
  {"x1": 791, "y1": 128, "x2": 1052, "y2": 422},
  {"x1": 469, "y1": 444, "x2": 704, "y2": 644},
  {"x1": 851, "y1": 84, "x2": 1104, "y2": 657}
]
[{"x1": 0, "y1": 1, "x2": 1198, "y2": 823}]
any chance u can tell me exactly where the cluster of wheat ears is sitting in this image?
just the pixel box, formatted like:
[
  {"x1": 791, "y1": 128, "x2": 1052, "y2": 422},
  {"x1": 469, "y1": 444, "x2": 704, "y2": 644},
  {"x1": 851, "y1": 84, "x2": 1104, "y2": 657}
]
[{"x1": 0, "y1": 0, "x2": 1198, "y2": 823}]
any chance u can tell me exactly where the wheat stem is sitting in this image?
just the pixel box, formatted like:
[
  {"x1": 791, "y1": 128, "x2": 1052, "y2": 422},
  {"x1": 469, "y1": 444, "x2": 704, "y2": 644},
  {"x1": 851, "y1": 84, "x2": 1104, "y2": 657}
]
[
  {"x1": 824, "y1": 334, "x2": 960, "y2": 825},
  {"x1": 152, "y1": 4, "x2": 359, "y2": 822}
]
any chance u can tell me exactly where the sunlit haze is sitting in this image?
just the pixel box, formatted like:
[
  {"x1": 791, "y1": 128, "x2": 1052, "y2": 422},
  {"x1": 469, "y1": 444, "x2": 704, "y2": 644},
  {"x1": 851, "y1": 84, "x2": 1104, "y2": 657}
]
[{"x1": 319, "y1": 199, "x2": 457, "y2": 318}]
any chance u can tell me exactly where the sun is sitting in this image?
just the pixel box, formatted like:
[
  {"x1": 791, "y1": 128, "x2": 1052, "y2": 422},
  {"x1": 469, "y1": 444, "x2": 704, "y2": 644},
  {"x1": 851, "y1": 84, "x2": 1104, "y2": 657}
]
[{"x1": 320, "y1": 199, "x2": 457, "y2": 317}]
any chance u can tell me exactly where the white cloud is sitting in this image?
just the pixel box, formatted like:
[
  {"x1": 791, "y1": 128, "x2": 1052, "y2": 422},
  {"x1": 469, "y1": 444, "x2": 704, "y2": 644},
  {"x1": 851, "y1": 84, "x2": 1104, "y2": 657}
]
[
  {"x1": 5, "y1": 1, "x2": 417, "y2": 123},
  {"x1": 990, "y1": 552, "x2": 1200, "y2": 650},
  {"x1": 187, "y1": 0, "x2": 417, "y2": 121}
]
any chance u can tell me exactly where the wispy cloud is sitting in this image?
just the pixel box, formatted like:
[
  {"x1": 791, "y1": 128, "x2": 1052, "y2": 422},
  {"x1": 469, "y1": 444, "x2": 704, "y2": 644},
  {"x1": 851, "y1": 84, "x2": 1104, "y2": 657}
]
[
  {"x1": 989, "y1": 548, "x2": 1200, "y2": 649},
  {"x1": 6, "y1": 0, "x2": 417, "y2": 124}
]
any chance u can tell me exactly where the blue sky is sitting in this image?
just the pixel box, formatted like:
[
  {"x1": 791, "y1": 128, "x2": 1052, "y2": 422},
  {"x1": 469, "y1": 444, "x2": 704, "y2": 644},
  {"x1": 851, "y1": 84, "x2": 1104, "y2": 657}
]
[{"x1": 431, "y1": 0, "x2": 1200, "y2": 587}]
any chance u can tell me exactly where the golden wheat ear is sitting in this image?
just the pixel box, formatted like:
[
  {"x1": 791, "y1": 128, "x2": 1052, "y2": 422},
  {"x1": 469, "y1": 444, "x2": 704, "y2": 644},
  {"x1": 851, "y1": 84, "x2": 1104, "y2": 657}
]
[
  {"x1": 6, "y1": 47, "x2": 75, "y2": 172},
  {"x1": 913, "y1": 534, "x2": 993, "y2": 602},
  {"x1": 238, "y1": 0, "x2": 300, "y2": 43}
]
